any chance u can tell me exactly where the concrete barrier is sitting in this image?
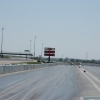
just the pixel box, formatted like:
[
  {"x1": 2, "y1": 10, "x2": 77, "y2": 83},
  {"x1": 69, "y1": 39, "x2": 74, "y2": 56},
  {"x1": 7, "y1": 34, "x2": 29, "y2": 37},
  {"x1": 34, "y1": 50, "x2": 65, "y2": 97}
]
[
  {"x1": 82, "y1": 63, "x2": 100, "y2": 67},
  {"x1": 24, "y1": 65, "x2": 33, "y2": 70},
  {"x1": 0, "y1": 62, "x2": 63, "y2": 75},
  {"x1": 3, "y1": 65, "x2": 25, "y2": 74},
  {"x1": 0, "y1": 66, "x2": 3, "y2": 74},
  {"x1": 3, "y1": 66, "x2": 10, "y2": 73}
]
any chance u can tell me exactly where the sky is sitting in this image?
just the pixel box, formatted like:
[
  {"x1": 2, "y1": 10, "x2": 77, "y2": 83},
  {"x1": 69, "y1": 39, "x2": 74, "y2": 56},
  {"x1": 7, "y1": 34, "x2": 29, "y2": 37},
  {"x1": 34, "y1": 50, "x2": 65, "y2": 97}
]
[{"x1": 0, "y1": 0, "x2": 100, "y2": 60}]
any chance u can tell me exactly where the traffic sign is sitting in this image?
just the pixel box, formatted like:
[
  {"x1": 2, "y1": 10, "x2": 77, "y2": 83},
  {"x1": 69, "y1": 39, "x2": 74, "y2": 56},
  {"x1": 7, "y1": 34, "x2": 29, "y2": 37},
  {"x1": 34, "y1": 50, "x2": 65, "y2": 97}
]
[{"x1": 24, "y1": 50, "x2": 30, "y2": 52}]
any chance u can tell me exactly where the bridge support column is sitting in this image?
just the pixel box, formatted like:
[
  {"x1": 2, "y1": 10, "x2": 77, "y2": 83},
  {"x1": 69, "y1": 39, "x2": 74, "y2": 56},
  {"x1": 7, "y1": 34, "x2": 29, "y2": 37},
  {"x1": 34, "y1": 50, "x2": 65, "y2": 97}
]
[
  {"x1": 2, "y1": 54, "x2": 3, "y2": 58},
  {"x1": 26, "y1": 54, "x2": 27, "y2": 59},
  {"x1": 31, "y1": 55, "x2": 32, "y2": 59},
  {"x1": 48, "y1": 56, "x2": 50, "y2": 63}
]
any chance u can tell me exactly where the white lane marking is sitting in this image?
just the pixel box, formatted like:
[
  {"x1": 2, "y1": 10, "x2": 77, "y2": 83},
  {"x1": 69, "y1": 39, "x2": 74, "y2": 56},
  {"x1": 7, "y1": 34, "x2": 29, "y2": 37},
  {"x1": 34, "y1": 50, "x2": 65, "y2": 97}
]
[
  {"x1": 80, "y1": 97, "x2": 100, "y2": 100},
  {"x1": 84, "y1": 66, "x2": 100, "y2": 79},
  {"x1": 80, "y1": 97, "x2": 83, "y2": 100},
  {"x1": 86, "y1": 71, "x2": 100, "y2": 83},
  {"x1": 79, "y1": 68, "x2": 100, "y2": 92},
  {"x1": 81, "y1": 68, "x2": 100, "y2": 84},
  {"x1": 89, "y1": 99, "x2": 100, "y2": 100}
]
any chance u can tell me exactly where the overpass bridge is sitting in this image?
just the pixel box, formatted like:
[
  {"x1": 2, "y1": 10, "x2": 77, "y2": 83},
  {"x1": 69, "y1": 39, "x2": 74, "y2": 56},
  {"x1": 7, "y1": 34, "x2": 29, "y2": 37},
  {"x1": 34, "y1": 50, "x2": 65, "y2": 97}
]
[{"x1": 0, "y1": 51, "x2": 33, "y2": 59}]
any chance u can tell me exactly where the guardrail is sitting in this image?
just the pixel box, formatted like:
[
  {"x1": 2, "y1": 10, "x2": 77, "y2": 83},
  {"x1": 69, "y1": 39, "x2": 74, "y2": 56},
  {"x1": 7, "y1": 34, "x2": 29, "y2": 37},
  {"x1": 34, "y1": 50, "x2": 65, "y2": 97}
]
[
  {"x1": 0, "y1": 52, "x2": 32, "y2": 55},
  {"x1": 82, "y1": 63, "x2": 100, "y2": 67},
  {"x1": 0, "y1": 62, "x2": 63, "y2": 75},
  {"x1": 0, "y1": 51, "x2": 32, "y2": 54},
  {"x1": 0, "y1": 51, "x2": 33, "y2": 59}
]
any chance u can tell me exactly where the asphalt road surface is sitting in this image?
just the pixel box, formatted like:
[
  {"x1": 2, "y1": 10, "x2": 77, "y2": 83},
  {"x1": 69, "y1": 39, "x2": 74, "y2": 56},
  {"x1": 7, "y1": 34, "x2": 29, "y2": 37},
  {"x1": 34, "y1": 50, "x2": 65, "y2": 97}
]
[{"x1": 0, "y1": 65, "x2": 100, "y2": 100}]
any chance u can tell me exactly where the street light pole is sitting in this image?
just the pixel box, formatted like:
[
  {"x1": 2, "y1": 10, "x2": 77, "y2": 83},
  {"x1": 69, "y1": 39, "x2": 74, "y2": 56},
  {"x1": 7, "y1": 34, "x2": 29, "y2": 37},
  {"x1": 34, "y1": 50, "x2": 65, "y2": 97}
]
[
  {"x1": 87, "y1": 52, "x2": 88, "y2": 60},
  {"x1": 34, "y1": 36, "x2": 36, "y2": 58},
  {"x1": 86, "y1": 52, "x2": 88, "y2": 60},
  {"x1": 41, "y1": 43, "x2": 43, "y2": 58},
  {"x1": 62, "y1": 54, "x2": 63, "y2": 62},
  {"x1": 1, "y1": 28, "x2": 4, "y2": 58},
  {"x1": 30, "y1": 40, "x2": 31, "y2": 53}
]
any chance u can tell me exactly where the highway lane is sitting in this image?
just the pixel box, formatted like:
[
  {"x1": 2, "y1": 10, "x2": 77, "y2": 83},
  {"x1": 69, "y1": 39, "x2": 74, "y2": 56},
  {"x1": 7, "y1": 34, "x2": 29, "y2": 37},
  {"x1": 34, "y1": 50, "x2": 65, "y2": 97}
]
[
  {"x1": 82, "y1": 65, "x2": 100, "y2": 80},
  {"x1": 0, "y1": 65, "x2": 100, "y2": 100}
]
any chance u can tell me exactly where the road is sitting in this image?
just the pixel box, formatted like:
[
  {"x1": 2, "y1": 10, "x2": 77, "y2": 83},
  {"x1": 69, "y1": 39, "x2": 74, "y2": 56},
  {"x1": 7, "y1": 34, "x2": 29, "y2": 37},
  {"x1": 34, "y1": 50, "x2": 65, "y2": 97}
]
[
  {"x1": 0, "y1": 65, "x2": 100, "y2": 100},
  {"x1": 82, "y1": 65, "x2": 100, "y2": 81}
]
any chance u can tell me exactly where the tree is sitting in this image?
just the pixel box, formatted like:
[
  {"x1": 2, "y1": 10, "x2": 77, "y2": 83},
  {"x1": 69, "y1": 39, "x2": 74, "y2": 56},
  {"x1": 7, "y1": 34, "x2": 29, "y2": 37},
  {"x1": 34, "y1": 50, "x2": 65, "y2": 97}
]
[
  {"x1": 64, "y1": 57, "x2": 68, "y2": 62},
  {"x1": 90, "y1": 59, "x2": 96, "y2": 63},
  {"x1": 70, "y1": 59, "x2": 75, "y2": 62},
  {"x1": 58, "y1": 58, "x2": 62, "y2": 61},
  {"x1": 37, "y1": 55, "x2": 42, "y2": 62}
]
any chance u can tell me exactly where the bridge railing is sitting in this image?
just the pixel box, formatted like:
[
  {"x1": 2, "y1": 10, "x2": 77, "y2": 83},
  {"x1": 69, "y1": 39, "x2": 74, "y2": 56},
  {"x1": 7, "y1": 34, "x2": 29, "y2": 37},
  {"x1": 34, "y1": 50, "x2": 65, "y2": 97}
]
[
  {"x1": 0, "y1": 51, "x2": 32, "y2": 54},
  {"x1": 0, "y1": 51, "x2": 33, "y2": 55}
]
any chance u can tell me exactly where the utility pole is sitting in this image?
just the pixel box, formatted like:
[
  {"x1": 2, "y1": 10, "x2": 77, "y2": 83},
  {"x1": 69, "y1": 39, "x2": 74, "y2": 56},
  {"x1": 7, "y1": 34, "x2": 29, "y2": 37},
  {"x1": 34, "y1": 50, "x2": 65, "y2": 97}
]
[
  {"x1": 41, "y1": 43, "x2": 43, "y2": 58},
  {"x1": 30, "y1": 40, "x2": 31, "y2": 53},
  {"x1": 1, "y1": 28, "x2": 4, "y2": 58},
  {"x1": 34, "y1": 36, "x2": 36, "y2": 58},
  {"x1": 86, "y1": 52, "x2": 88, "y2": 60},
  {"x1": 62, "y1": 54, "x2": 63, "y2": 61}
]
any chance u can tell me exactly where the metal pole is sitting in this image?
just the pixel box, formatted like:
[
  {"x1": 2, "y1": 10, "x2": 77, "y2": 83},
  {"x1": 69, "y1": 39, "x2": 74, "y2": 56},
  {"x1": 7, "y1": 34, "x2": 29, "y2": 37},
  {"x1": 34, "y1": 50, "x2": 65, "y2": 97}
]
[
  {"x1": 86, "y1": 52, "x2": 88, "y2": 60},
  {"x1": 1, "y1": 28, "x2": 4, "y2": 58},
  {"x1": 62, "y1": 54, "x2": 63, "y2": 61},
  {"x1": 87, "y1": 52, "x2": 88, "y2": 60},
  {"x1": 41, "y1": 43, "x2": 43, "y2": 57},
  {"x1": 30, "y1": 40, "x2": 31, "y2": 53},
  {"x1": 48, "y1": 56, "x2": 50, "y2": 63},
  {"x1": 34, "y1": 36, "x2": 36, "y2": 58}
]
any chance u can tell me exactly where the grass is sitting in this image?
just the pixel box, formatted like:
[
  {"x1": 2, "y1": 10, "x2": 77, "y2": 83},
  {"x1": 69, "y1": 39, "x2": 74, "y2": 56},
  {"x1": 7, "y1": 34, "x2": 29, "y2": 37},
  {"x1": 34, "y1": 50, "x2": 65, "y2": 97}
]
[
  {"x1": 0, "y1": 55, "x2": 10, "y2": 58},
  {"x1": 24, "y1": 62, "x2": 41, "y2": 64},
  {"x1": 11, "y1": 62, "x2": 41, "y2": 65}
]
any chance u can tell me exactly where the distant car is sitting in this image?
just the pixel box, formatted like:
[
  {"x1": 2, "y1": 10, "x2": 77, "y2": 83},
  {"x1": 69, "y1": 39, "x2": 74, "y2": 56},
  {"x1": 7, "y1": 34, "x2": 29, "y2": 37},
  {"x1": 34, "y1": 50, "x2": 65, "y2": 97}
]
[
  {"x1": 79, "y1": 62, "x2": 81, "y2": 65},
  {"x1": 70, "y1": 62, "x2": 74, "y2": 65}
]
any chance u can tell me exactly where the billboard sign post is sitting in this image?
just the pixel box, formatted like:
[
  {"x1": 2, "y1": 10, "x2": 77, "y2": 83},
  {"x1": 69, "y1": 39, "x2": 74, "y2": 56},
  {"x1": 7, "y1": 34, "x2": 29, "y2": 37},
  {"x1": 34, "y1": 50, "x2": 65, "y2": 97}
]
[{"x1": 44, "y1": 47, "x2": 55, "y2": 63}]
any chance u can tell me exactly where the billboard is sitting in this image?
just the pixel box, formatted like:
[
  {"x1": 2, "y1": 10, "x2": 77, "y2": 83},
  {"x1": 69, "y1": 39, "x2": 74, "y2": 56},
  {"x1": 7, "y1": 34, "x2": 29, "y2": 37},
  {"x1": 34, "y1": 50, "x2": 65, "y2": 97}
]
[{"x1": 44, "y1": 47, "x2": 55, "y2": 56}]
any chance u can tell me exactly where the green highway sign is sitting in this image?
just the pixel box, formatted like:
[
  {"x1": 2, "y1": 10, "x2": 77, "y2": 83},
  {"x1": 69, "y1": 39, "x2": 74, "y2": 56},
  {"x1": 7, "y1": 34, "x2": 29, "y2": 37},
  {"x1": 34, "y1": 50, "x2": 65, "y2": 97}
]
[{"x1": 24, "y1": 50, "x2": 30, "y2": 52}]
